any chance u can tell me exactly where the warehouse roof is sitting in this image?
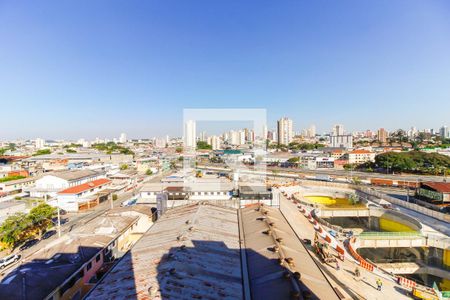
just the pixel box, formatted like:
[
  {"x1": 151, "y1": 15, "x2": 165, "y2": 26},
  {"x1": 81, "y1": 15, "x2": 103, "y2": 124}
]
[{"x1": 86, "y1": 203, "x2": 243, "y2": 300}]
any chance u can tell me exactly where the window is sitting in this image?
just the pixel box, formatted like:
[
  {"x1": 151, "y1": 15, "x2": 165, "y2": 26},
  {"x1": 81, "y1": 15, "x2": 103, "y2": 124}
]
[
  {"x1": 86, "y1": 261, "x2": 92, "y2": 271},
  {"x1": 95, "y1": 254, "x2": 101, "y2": 262}
]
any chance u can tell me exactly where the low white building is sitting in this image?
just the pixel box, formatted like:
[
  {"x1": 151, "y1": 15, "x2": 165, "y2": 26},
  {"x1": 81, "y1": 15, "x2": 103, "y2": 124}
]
[
  {"x1": 51, "y1": 178, "x2": 111, "y2": 212},
  {"x1": 28, "y1": 169, "x2": 105, "y2": 198},
  {"x1": 347, "y1": 149, "x2": 376, "y2": 164}
]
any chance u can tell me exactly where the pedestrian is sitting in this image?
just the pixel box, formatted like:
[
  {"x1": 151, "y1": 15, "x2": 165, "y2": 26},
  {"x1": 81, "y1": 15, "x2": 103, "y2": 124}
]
[
  {"x1": 376, "y1": 278, "x2": 382, "y2": 291},
  {"x1": 354, "y1": 267, "x2": 360, "y2": 280},
  {"x1": 336, "y1": 261, "x2": 340, "y2": 271}
]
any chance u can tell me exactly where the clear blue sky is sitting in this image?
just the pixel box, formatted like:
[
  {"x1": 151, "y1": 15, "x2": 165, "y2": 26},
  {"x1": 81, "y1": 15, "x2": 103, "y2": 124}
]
[{"x1": 1, "y1": 0, "x2": 450, "y2": 140}]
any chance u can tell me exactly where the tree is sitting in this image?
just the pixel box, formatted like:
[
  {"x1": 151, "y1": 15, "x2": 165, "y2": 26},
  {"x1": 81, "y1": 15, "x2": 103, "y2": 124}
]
[
  {"x1": 33, "y1": 149, "x2": 51, "y2": 156},
  {"x1": 27, "y1": 204, "x2": 56, "y2": 239},
  {"x1": 66, "y1": 149, "x2": 77, "y2": 153},
  {"x1": 196, "y1": 141, "x2": 212, "y2": 150},
  {"x1": 175, "y1": 147, "x2": 183, "y2": 154},
  {"x1": 287, "y1": 157, "x2": 300, "y2": 163},
  {"x1": 0, "y1": 213, "x2": 31, "y2": 250},
  {"x1": 120, "y1": 164, "x2": 128, "y2": 170},
  {"x1": 145, "y1": 169, "x2": 153, "y2": 176}
]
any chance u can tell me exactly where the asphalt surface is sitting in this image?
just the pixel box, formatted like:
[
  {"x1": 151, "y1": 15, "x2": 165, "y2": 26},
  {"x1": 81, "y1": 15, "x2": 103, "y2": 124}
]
[{"x1": 0, "y1": 172, "x2": 169, "y2": 278}]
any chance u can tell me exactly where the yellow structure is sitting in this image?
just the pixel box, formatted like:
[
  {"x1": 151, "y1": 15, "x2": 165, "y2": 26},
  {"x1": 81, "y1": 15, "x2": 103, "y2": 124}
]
[
  {"x1": 379, "y1": 217, "x2": 415, "y2": 232},
  {"x1": 304, "y1": 195, "x2": 348, "y2": 206}
]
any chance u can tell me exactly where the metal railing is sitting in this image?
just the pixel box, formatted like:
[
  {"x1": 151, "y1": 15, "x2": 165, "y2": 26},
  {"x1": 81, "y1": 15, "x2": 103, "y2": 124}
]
[{"x1": 357, "y1": 231, "x2": 423, "y2": 239}]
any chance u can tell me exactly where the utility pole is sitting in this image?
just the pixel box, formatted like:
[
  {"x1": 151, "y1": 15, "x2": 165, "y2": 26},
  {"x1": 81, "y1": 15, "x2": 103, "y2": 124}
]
[
  {"x1": 110, "y1": 194, "x2": 114, "y2": 209},
  {"x1": 57, "y1": 197, "x2": 61, "y2": 238},
  {"x1": 406, "y1": 186, "x2": 409, "y2": 203}
]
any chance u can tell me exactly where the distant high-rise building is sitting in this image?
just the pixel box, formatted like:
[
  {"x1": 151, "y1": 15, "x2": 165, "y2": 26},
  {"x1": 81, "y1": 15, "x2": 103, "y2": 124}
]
[
  {"x1": 35, "y1": 138, "x2": 45, "y2": 149},
  {"x1": 308, "y1": 125, "x2": 316, "y2": 138},
  {"x1": 267, "y1": 130, "x2": 275, "y2": 142},
  {"x1": 377, "y1": 128, "x2": 388, "y2": 143},
  {"x1": 364, "y1": 130, "x2": 374, "y2": 139},
  {"x1": 184, "y1": 120, "x2": 196, "y2": 149},
  {"x1": 239, "y1": 130, "x2": 246, "y2": 145},
  {"x1": 332, "y1": 124, "x2": 345, "y2": 136},
  {"x1": 119, "y1": 133, "x2": 127, "y2": 143},
  {"x1": 229, "y1": 130, "x2": 240, "y2": 145},
  {"x1": 200, "y1": 131, "x2": 207, "y2": 142},
  {"x1": 262, "y1": 125, "x2": 268, "y2": 140},
  {"x1": 407, "y1": 127, "x2": 417, "y2": 138},
  {"x1": 440, "y1": 126, "x2": 449, "y2": 139},
  {"x1": 277, "y1": 117, "x2": 293, "y2": 145},
  {"x1": 207, "y1": 135, "x2": 221, "y2": 150},
  {"x1": 330, "y1": 135, "x2": 353, "y2": 149}
]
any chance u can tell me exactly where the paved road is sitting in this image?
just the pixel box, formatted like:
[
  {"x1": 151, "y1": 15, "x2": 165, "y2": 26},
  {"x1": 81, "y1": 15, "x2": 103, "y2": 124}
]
[{"x1": 0, "y1": 171, "x2": 170, "y2": 278}]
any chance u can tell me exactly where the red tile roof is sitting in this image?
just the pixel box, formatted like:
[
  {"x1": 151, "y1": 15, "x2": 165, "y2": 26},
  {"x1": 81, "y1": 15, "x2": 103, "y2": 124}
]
[
  {"x1": 350, "y1": 149, "x2": 372, "y2": 154},
  {"x1": 422, "y1": 182, "x2": 450, "y2": 193},
  {"x1": 58, "y1": 178, "x2": 111, "y2": 195}
]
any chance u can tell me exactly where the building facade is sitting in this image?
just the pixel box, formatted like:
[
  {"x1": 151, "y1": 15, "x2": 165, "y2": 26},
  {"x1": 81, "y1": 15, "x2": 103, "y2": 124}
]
[{"x1": 277, "y1": 117, "x2": 293, "y2": 145}]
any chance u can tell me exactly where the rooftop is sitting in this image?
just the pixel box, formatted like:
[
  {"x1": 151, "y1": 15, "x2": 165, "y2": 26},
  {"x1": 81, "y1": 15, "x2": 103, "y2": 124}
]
[
  {"x1": 58, "y1": 178, "x2": 111, "y2": 195},
  {"x1": 86, "y1": 203, "x2": 242, "y2": 299},
  {"x1": 422, "y1": 182, "x2": 450, "y2": 193},
  {"x1": 240, "y1": 204, "x2": 340, "y2": 300},
  {"x1": 0, "y1": 211, "x2": 139, "y2": 300},
  {"x1": 46, "y1": 169, "x2": 103, "y2": 181}
]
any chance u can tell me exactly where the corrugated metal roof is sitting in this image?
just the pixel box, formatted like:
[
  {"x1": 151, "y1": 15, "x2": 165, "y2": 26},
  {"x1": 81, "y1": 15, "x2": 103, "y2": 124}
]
[
  {"x1": 422, "y1": 182, "x2": 450, "y2": 193},
  {"x1": 240, "y1": 204, "x2": 340, "y2": 300},
  {"x1": 86, "y1": 203, "x2": 242, "y2": 300}
]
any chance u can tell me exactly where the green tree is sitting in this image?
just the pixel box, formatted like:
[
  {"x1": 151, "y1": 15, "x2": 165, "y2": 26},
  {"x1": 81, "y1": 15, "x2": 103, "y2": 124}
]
[
  {"x1": 0, "y1": 213, "x2": 29, "y2": 250},
  {"x1": 27, "y1": 204, "x2": 56, "y2": 239},
  {"x1": 33, "y1": 149, "x2": 51, "y2": 156},
  {"x1": 145, "y1": 169, "x2": 153, "y2": 176},
  {"x1": 287, "y1": 157, "x2": 300, "y2": 163},
  {"x1": 120, "y1": 164, "x2": 128, "y2": 170},
  {"x1": 196, "y1": 141, "x2": 212, "y2": 150}
]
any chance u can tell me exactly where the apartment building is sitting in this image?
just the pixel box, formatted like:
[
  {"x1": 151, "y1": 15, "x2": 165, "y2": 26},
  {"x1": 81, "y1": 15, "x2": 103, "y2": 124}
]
[{"x1": 347, "y1": 149, "x2": 376, "y2": 164}]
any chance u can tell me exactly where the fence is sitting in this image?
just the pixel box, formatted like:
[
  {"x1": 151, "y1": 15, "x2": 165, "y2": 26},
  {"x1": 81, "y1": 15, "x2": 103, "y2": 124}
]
[
  {"x1": 358, "y1": 231, "x2": 424, "y2": 239},
  {"x1": 356, "y1": 187, "x2": 450, "y2": 223}
]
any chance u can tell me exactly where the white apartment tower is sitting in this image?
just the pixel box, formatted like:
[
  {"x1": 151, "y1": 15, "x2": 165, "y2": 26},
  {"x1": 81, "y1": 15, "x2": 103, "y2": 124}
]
[
  {"x1": 440, "y1": 126, "x2": 449, "y2": 139},
  {"x1": 119, "y1": 133, "x2": 127, "y2": 143},
  {"x1": 35, "y1": 138, "x2": 45, "y2": 149},
  {"x1": 308, "y1": 125, "x2": 316, "y2": 138},
  {"x1": 332, "y1": 124, "x2": 344, "y2": 136},
  {"x1": 184, "y1": 120, "x2": 196, "y2": 149},
  {"x1": 277, "y1": 117, "x2": 293, "y2": 145},
  {"x1": 207, "y1": 135, "x2": 221, "y2": 150},
  {"x1": 262, "y1": 125, "x2": 268, "y2": 140}
]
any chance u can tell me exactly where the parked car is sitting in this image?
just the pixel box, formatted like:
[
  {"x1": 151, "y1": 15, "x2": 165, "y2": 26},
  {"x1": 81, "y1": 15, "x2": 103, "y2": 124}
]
[
  {"x1": 0, "y1": 254, "x2": 21, "y2": 269},
  {"x1": 19, "y1": 239, "x2": 39, "y2": 251},
  {"x1": 42, "y1": 230, "x2": 56, "y2": 240}
]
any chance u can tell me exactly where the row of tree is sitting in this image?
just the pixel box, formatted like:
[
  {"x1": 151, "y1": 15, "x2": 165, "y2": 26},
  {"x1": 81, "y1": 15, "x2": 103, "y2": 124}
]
[
  {"x1": 363, "y1": 151, "x2": 450, "y2": 175},
  {"x1": 92, "y1": 142, "x2": 134, "y2": 155},
  {"x1": 0, "y1": 203, "x2": 56, "y2": 251}
]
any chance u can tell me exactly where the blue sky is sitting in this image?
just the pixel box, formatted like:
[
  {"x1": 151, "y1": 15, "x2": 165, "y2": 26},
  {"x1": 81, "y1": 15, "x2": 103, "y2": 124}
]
[{"x1": 1, "y1": 0, "x2": 450, "y2": 140}]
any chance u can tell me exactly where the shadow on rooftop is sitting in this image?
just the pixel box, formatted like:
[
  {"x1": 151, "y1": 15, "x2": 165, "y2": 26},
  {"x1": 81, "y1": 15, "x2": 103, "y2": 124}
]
[{"x1": 0, "y1": 244, "x2": 115, "y2": 300}]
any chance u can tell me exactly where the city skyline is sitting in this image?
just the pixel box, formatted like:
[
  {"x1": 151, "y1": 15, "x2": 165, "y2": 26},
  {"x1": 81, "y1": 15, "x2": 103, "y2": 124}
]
[{"x1": 1, "y1": 1, "x2": 450, "y2": 139}]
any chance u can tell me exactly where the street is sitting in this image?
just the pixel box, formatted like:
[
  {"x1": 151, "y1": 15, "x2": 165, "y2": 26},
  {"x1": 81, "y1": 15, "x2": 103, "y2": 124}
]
[{"x1": 0, "y1": 171, "x2": 168, "y2": 279}]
